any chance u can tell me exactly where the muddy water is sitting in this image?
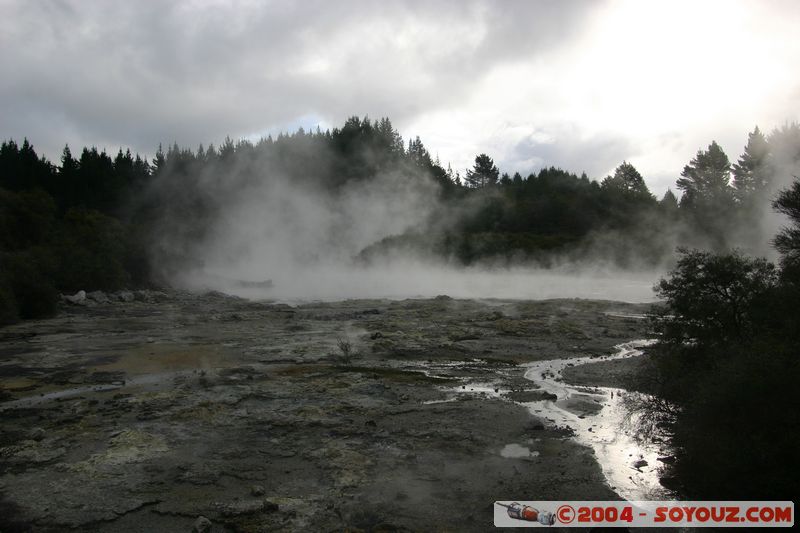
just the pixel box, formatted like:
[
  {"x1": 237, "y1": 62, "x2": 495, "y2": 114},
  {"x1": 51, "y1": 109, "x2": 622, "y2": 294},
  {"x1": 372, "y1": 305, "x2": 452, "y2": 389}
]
[{"x1": 521, "y1": 340, "x2": 674, "y2": 501}]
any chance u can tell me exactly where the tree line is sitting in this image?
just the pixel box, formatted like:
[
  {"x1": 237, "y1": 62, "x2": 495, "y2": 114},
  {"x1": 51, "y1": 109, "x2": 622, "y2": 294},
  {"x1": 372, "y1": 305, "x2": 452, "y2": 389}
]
[{"x1": 1, "y1": 117, "x2": 799, "y2": 324}]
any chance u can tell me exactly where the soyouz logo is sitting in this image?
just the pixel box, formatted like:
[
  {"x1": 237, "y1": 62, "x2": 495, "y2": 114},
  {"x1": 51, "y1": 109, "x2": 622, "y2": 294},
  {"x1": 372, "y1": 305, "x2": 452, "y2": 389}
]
[{"x1": 493, "y1": 501, "x2": 794, "y2": 528}]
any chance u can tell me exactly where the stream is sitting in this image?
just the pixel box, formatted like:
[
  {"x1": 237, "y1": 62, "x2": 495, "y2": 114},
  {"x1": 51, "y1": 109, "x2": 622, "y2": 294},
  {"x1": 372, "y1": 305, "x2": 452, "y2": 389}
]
[
  {"x1": 429, "y1": 339, "x2": 675, "y2": 501},
  {"x1": 521, "y1": 339, "x2": 674, "y2": 501}
]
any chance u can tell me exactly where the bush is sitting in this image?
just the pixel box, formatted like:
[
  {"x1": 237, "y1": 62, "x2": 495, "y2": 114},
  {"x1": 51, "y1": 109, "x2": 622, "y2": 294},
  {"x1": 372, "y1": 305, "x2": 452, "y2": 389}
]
[
  {"x1": 0, "y1": 275, "x2": 19, "y2": 325},
  {"x1": 1, "y1": 250, "x2": 59, "y2": 320},
  {"x1": 645, "y1": 248, "x2": 797, "y2": 499},
  {"x1": 54, "y1": 207, "x2": 131, "y2": 291}
]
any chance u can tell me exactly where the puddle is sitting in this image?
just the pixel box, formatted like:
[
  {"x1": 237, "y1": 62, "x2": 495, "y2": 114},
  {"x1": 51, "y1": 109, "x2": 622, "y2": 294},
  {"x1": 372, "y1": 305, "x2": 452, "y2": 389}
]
[
  {"x1": 500, "y1": 443, "x2": 540, "y2": 458},
  {"x1": 0, "y1": 343, "x2": 235, "y2": 410},
  {"x1": 0, "y1": 369, "x2": 201, "y2": 410}
]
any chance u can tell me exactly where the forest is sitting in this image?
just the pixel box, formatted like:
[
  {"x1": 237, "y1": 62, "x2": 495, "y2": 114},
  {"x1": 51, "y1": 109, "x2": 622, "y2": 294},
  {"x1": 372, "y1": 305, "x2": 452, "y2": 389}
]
[{"x1": 2, "y1": 116, "x2": 797, "y2": 323}]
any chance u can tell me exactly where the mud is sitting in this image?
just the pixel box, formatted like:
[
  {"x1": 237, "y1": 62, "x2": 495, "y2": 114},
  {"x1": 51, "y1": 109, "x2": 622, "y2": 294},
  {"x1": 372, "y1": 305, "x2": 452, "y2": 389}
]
[{"x1": 0, "y1": 291, "x2": 653, "y2": 532}]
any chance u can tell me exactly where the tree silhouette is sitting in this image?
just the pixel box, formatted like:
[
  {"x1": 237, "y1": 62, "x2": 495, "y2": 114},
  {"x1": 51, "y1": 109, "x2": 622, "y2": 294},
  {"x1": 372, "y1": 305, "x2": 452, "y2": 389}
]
[
  {"x1": 677, "y1": 141, "x2": 735, "y2": 248},
  {"x1": 465, "y1": 153, "x2": 499, "y2": 188},
  {"x1": 732, "y1": 126, "x2": 771, "y2": 203},
  {"x1": 773, "y1": 179, "x2": 800, "y2": 276},
  {"x1": 601, "y1": 161, "x2": 654, "y2": 200}
]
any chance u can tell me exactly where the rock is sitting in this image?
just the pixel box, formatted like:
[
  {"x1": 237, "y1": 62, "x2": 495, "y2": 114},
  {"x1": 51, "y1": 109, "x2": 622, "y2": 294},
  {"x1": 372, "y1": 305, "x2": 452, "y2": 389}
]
[
  {"x1": 29, "y1": 427, "x2": 46, "y2": 442},
  {"x1": 263, "y1": 500, "x2": 279, "y2": 513},
  {"x1": 504, "y1": 390, "x2": 558, "y2": 402},
  {"x1": 250, "y1": 484, "x2": 265, "y2": 496},
  {"x1": 134, "y1": 289, "x2": 169, "y2": 302},
  {"x1": 117, "y1": 290, "x2": 135, "y2": 302},
  {"x1": 193, "y1": 516, "x2": 212, "y2": 533},
  {"x1": 215, "y1": 499, "x2": 272, "y2": 517},
  {"x1": 87, "y1": 291, "x2": 109, "y2": 304},
  {"x1": 63, "y1": 290, "x2": 86, "y2": 304},
  {"x1": 633, "y1": 459, "x2": 648, "y2": 469}
]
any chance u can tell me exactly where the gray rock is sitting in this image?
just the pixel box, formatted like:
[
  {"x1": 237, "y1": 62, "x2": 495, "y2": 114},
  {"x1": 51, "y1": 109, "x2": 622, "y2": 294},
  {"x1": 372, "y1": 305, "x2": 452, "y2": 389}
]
[
  {"x1": 135, "y1": 290, "x2": 169, "y2": 302},
  {"x1": 63, "y1": 290, "x2": 86, "y2": 304},
  {"x1": 633, "y1": 459, "x2": 648, "y2": 469},
  {"x1": 504, "y1": 390, "x2": 558, "y2": 402},
  {"x1": 250, "y1": 484, "x2": 265, "y2": 496},
  {"x1": 117, "y1": 290, "x2": 135, "y2": 302},
  {"x1": 215, "y1": 499, "x2": 270, "y2": 517},
  {"x1": 193, "y1": 516, "x2": 212, "y2": 533},
  {"x1": 87, "y1": 291, "x2": 109, "y2": 304},
  {"x1": 29, "y1": 427, "x2": 46, "y2": 442}
]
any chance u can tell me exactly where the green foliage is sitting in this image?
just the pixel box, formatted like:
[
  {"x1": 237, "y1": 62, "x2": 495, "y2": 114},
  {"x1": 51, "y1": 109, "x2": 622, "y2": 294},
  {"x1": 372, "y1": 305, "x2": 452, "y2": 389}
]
[
  {"x1": 650, "y1": 245, "x2": 797, "y2": 499},
  {"x1": 772, "y1": 180, "x2": 800, "y2": 275},
  {"x1": 654, "y1": 249, "x2": 777, "y2": 347},
  {"x1": 1, "y1": 249, "x2": 59, "y2": 320},
  {"x1": 0, "y1": 187, "x2": 57, "y2": 250},
  {"x1": 54, "y1": 208, "x2": 131, "y2": 292}
]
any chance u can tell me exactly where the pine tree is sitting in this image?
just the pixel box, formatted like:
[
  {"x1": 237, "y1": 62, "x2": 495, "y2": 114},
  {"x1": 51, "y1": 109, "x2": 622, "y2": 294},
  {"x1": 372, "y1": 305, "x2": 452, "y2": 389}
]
[
  {"x1": 773, "y1": 180, "x2": 800, "y2": 274},
  {"x1": 732, "y1": 127, "x2": 771, "y2": 203},
  {"x1": 601, "y1": 161, "x2": 654, "y2": 200},
  {"x1": 676, "y1": 141, "x2": 735, "y2": 249},
  {"x1": 677, "y1": 141, "x2": 733, "y2": 209},
  {"x1": 464, "y1": 154, "x2": 499, "y2": 188}
]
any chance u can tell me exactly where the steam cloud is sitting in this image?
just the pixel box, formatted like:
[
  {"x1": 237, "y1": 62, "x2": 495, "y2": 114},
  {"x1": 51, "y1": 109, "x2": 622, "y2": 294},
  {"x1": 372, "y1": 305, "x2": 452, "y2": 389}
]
[{"x1": 146, "y1": 149, "x2": 662, "y2": 304}]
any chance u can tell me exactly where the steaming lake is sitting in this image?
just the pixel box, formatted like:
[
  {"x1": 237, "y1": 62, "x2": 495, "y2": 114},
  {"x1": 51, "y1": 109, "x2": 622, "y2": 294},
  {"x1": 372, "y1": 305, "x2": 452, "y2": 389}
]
[{"x1": 186, "y1": 266, "x2": 662, "y2": 303}]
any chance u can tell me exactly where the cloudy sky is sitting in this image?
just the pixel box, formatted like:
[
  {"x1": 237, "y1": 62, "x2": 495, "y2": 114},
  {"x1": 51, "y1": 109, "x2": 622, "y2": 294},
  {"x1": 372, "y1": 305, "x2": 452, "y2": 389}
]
[{"x1": 2, "y1": 0, "x2": 799, "y2": 195}]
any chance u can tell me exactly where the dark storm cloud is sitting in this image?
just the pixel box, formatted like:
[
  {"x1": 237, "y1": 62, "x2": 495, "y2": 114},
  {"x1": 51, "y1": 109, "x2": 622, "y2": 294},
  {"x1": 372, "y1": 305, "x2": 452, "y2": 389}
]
[{"x1": 0, "y1": 0, "x2": 599, "y2": 159}]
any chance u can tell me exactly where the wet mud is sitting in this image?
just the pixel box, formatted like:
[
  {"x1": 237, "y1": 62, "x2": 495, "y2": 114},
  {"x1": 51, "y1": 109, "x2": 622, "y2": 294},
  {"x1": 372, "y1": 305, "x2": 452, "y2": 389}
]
[{"x1": 0, "y1": 291, "x2": 654, "y2": 532}]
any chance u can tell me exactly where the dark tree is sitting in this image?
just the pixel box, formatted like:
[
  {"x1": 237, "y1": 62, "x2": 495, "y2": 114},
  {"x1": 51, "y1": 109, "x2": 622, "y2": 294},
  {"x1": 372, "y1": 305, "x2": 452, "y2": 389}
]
[
  {"x1": 601, "y1": 161, "x2": 653, "y2": 200},
  {"x1": 655, "y1": 249, "x2": 777, "y2": 347},
  {"x1": 676, "y1": 141, "x2": 735, "y2": 248},
  {"x1": 660, "y1": 188, "x2": 678, "y2": 209},
  {"x1": 407, "y1": 136, "x2": 432, "y2": 168},
  {"x1": 773, "y1": 179, "x2": 800, "y2": 275},
  {"x1": 464, "y1": 153, "x2": 499, "y2": 188},
  {"x1": 732, "y1": 126, "x2": 771, "y2": 203},
  {"x1": 677, "y1": 141, "x2": 733, "y2": 208}
]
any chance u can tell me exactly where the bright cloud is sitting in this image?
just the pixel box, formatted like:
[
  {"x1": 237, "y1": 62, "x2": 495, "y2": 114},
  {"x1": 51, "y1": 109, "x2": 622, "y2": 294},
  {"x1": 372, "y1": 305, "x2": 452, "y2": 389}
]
[{"x1": 1, "y1": 0, "x2": 798, "y2": 195}]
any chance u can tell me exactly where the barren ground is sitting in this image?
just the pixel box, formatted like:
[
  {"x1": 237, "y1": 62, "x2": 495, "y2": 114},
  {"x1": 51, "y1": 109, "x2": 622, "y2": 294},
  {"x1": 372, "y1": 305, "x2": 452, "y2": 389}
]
[{"x1": 0, "y1": 291, "x2": 652, "y2": 532}]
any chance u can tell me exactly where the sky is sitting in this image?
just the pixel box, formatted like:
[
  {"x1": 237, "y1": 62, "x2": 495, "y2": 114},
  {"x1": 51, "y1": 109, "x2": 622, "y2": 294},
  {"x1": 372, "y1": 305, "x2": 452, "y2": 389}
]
[{"x1": 2, "y1": 0, "x2": 799, "y2": 195}]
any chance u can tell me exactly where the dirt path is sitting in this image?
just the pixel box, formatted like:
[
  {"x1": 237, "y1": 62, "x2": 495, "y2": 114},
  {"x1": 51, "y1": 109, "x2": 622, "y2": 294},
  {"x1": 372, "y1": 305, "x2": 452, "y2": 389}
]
[{"x1": 0, "y1": 291, "x2": 653, "y2": 532}]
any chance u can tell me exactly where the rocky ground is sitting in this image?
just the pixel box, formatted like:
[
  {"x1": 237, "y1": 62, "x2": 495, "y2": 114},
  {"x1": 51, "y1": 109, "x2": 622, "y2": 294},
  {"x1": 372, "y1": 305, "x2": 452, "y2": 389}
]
[{"x1": 0, "y1": 290, "x2": 653, "y2": 532}]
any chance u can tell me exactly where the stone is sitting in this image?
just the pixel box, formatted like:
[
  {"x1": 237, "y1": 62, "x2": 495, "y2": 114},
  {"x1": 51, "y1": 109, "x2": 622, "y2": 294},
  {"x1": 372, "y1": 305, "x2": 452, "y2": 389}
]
[
  {"x1": 117, "y1": 290, "x2": 135, "y2": 302},
  {"x1": 87, "y1": 291, "x2": 110, "y2": 304},
  {"x1": 193, "y1": 516, "x2": 212, "y2": 533},
  {"x1": 63, "y1": 290, "x2": 86, "y2": 304}
]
